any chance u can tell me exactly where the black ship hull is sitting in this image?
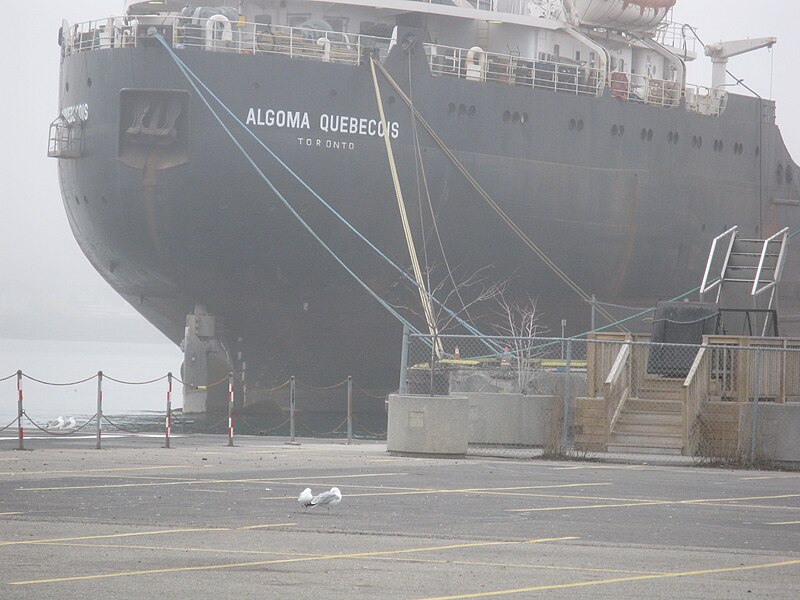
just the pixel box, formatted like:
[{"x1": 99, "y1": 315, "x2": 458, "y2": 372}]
[{"x1": 56, "y1": 38, "x2": 800, "y2": 411}]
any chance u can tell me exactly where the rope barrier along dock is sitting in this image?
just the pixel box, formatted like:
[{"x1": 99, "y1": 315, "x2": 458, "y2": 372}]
[{"x1": 2, "y1": 368, "x2": 392, "y2": 443}]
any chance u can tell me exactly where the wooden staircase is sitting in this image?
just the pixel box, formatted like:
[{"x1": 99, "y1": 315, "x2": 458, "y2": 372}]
[{"x1": 607, "y1": 380, "x2": 685, "y2": 455}]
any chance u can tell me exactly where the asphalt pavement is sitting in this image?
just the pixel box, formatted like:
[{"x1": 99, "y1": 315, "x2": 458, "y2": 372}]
[{"x1": 1, "y1": 433, "x2": 798, "y2": 599}]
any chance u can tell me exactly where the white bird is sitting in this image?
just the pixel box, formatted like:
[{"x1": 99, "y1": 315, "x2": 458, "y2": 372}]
[
  {"x1": 65, "y1": 416, "x2": 77, "y2": 429},
  {"x1": 304, "y1": 487, "x2": 342, "y2": 511},
  {"x1": 298, "y1": 488, "x2": 313, "y2": 505},
  {"x1": 49, "y1": 416, "x2": 65, "y2": 430}
]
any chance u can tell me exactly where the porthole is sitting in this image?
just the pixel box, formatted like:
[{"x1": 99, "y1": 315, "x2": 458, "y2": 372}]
[
  {"x1": 647, "y1": 129, "x2": 653, "y2": 141},
  {"x1": 777, "y1": 163, "x2": 784, "y2": 185},
  {"x1": 668, "y1": 131, "x2": 674, "y2": 143},
  {"x1": 468, "y1": 105, "x2": 477, "y2": 117},
  {"x1": 577, "y1": 119, "x2": 584, "y2": 131},
  {"x1": 65, "y1": 82, "x2": 70, "y2": 92},
  {"x1": 504, "y1": 110, "x2": 511, "y2": 123},
  {"x1": 512, "y1": 111, "x2": 519, "y2": 123},
  {"x1": 697, "y1": 136, "x2": 703, "y2": 148},
  {"x1": 612, "y1": 124, "x2": 619, "y2": 136},
  {"x1": 569, "y1": 118, "x2": 576, "y2": 131},
  {"x1": 448, "y1": 102, "x2": 456, "y2": 114},
  {"x1": 618, "y1": 125, "x2": 625, "y2": 137},
  {"x1": 521, "y1": 112, "x2": 528, "y2": 124},
  {"x1": 87, "y1": 77, "x2": 92, "y2": 87},
  {"x1": 458, "y1": 103, "x2": 466, "y2": 115}
]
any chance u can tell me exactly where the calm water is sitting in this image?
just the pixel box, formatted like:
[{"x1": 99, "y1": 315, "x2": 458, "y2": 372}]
[{"x1": 0, "y1": 338, "x2": 182, "y2": 423}]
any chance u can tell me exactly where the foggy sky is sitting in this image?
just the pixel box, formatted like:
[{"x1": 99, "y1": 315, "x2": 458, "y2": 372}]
[{"x1": 0, "y1": 0, "x2": 797, "y2": 344}]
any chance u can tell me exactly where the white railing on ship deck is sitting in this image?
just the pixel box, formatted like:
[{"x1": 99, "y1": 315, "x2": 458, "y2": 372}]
[
  {"x1": 427, "y1": 43, "x2": 604, "y2": 97},
  {"x1": 62, "y1": 16, "x2": 726, "y2": 115}
]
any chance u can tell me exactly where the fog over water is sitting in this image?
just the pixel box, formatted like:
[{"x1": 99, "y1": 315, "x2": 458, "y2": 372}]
[{"x1": 0, "y1": 1, "x2": 797, "y2": 412}]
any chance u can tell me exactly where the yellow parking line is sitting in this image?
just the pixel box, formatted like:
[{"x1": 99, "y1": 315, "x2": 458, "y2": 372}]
[
  {"x1": 510, "y1": 493, "x2": 800, "y2": 513},
  {"x1": 367, "y1": 556, "x2": 666, "y2": 576},
  {"x1": 42, "y1": 541, "x2": 317, "y2": 557},
  {"x1": 767, "y1": 520, "x2": 800, "y2": 525},
  {"x1": 18, "y1": 471, "x2": 410, "y2": 492},
  {"x1": 0, "y1": 512, "x2": 22, "y2": 516},
  {"x1": 237, "y1": 523, "x2": 296, "y2": 530},
  {"x1": 10, "y1": 536, "x2": 578, "y2": 585},
  {"x1": 0, "y1": 465, "x2": 187, "y2": 477},
  {"x1": 260, "y1": 483, "x2": 611, "y2": 501},
  {"x1": 551, "y1": 465, "x2": 644, "y2": 471},
  {"x1": 416, "y1": 559, "x2": 800, "y2": 599},
  {"x1": 0, "y1": 528, "x2": 228, "y2": 546}
]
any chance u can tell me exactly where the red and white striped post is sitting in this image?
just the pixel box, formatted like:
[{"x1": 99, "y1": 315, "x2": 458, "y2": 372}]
[
  {"x1": 95, "y1": 371, "x2": 103, "y2": 450},
  {"x1": 165, "y1": 372, "x2": 173, "y2": 449},
  {"x1": 16, "y1": 370, "x2": 24, "y2": 451},
  {"x1": 227, "y1": 371, "x2": 234, "y2": 447}
]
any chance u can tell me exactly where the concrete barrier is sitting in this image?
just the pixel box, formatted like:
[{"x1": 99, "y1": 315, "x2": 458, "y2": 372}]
[
  {"x1": 742, "y1": 403, "x2": 800, "y2": 465},
  {"x1": 387, "y1": 394, "x2": 468, "y2": 456},
  {"x1": 463, "y1": 393, "x2": 553, "y2": 446}
]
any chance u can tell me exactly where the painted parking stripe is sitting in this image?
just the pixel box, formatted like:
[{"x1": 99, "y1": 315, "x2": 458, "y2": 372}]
[
  {"x1": 416, "y1": 559, "x2": 800, "y2": 599},
  {"x1": 0, "y1": 465, "x2": 187, "y2": 477},
  {"x1": 0, "y1": 528, "x2": 229, "y2": 547},
  {"x1": 9, "y1": 537, "x2": 577, "y2": 585},
  {"x1": 510, "y1": 493, "x2": 800, "y2": 513},
  {"x1": 259, "y1": 483, "x2": 611, "y2": 501},
  {"x1": 17, "y1": 471, "x2": 410, "y2": 492}
]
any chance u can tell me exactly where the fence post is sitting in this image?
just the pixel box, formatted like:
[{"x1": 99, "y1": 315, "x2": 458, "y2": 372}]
[
  {"x1": 16, "y1": 371, "x2": 24, "y2": 451},
  {"x1": 227, "y1": 371, "x2": 234, "y2": 447},
  {"x1": 399, "y1": 324, "x2": 409, "y2": 394},
  {"x1": 289, "y1": 376, "x2": 296, "y2": 444},
  {"x1": 561, "y1": 339, "x2": 572, "y2": 453},
  {"x1": 749, "y1": 349, "x2": 761, "y2": 465},
  {"x1": 96, "y1": 371, "x2": 103, "y2": 450},
  {"x1": 347, "y1": 376, "x2": 353, "y2": 444},
  {"x1": 165, "y1": 372, "x2": 172, "y2": 449},
  {"x1": 591, "y1": 294, "x2": 596, "y2": 331}
]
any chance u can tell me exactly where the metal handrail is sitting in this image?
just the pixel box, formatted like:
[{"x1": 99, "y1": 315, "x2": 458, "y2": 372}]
[
  {"x1": 700, "y1": 226, "x2": 738, "y2": 300},
  {"x1": 752, "y1": 227, "x2": 789, "y2": 296}
]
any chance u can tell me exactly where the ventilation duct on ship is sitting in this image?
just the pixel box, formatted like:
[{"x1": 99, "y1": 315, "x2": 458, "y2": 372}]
[{"x1": 118, "y1": 89, "x2": 189, "y2": 170}]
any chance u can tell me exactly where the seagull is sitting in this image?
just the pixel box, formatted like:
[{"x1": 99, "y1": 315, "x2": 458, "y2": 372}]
[
  {"x1": 65, "y1": 417, "x2": 77, "y2": 429},
  {"x1": 298, "y1": 488, "x2": 313, "y2": 505},
  {"x1": 304, "y1": 487, "x2": 342, "y2": 511},
  {"x1": 49, "y1": 416, "x2": 65, "y2": 430}
]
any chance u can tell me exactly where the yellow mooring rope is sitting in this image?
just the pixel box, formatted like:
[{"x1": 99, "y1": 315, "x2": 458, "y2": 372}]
[
  {"x1": 369, "y1": 58, "x2": 444, "y2": 355},
  {"x1": 372, "y1": 59, "x2": 627, "y2": 332}
]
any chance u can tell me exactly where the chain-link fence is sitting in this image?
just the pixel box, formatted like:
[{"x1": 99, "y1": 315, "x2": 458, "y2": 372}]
[{"x1": 401, "y1": 333, "x2": 800, "y2": 465}]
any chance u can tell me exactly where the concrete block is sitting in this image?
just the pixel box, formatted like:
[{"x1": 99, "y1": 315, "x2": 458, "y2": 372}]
[
  {"x1": 462, "y1": 393, "x2": 553, "y2": 445},
  {"x1": 387, "y1": 394, "x2": 468, "y2": 456}
]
